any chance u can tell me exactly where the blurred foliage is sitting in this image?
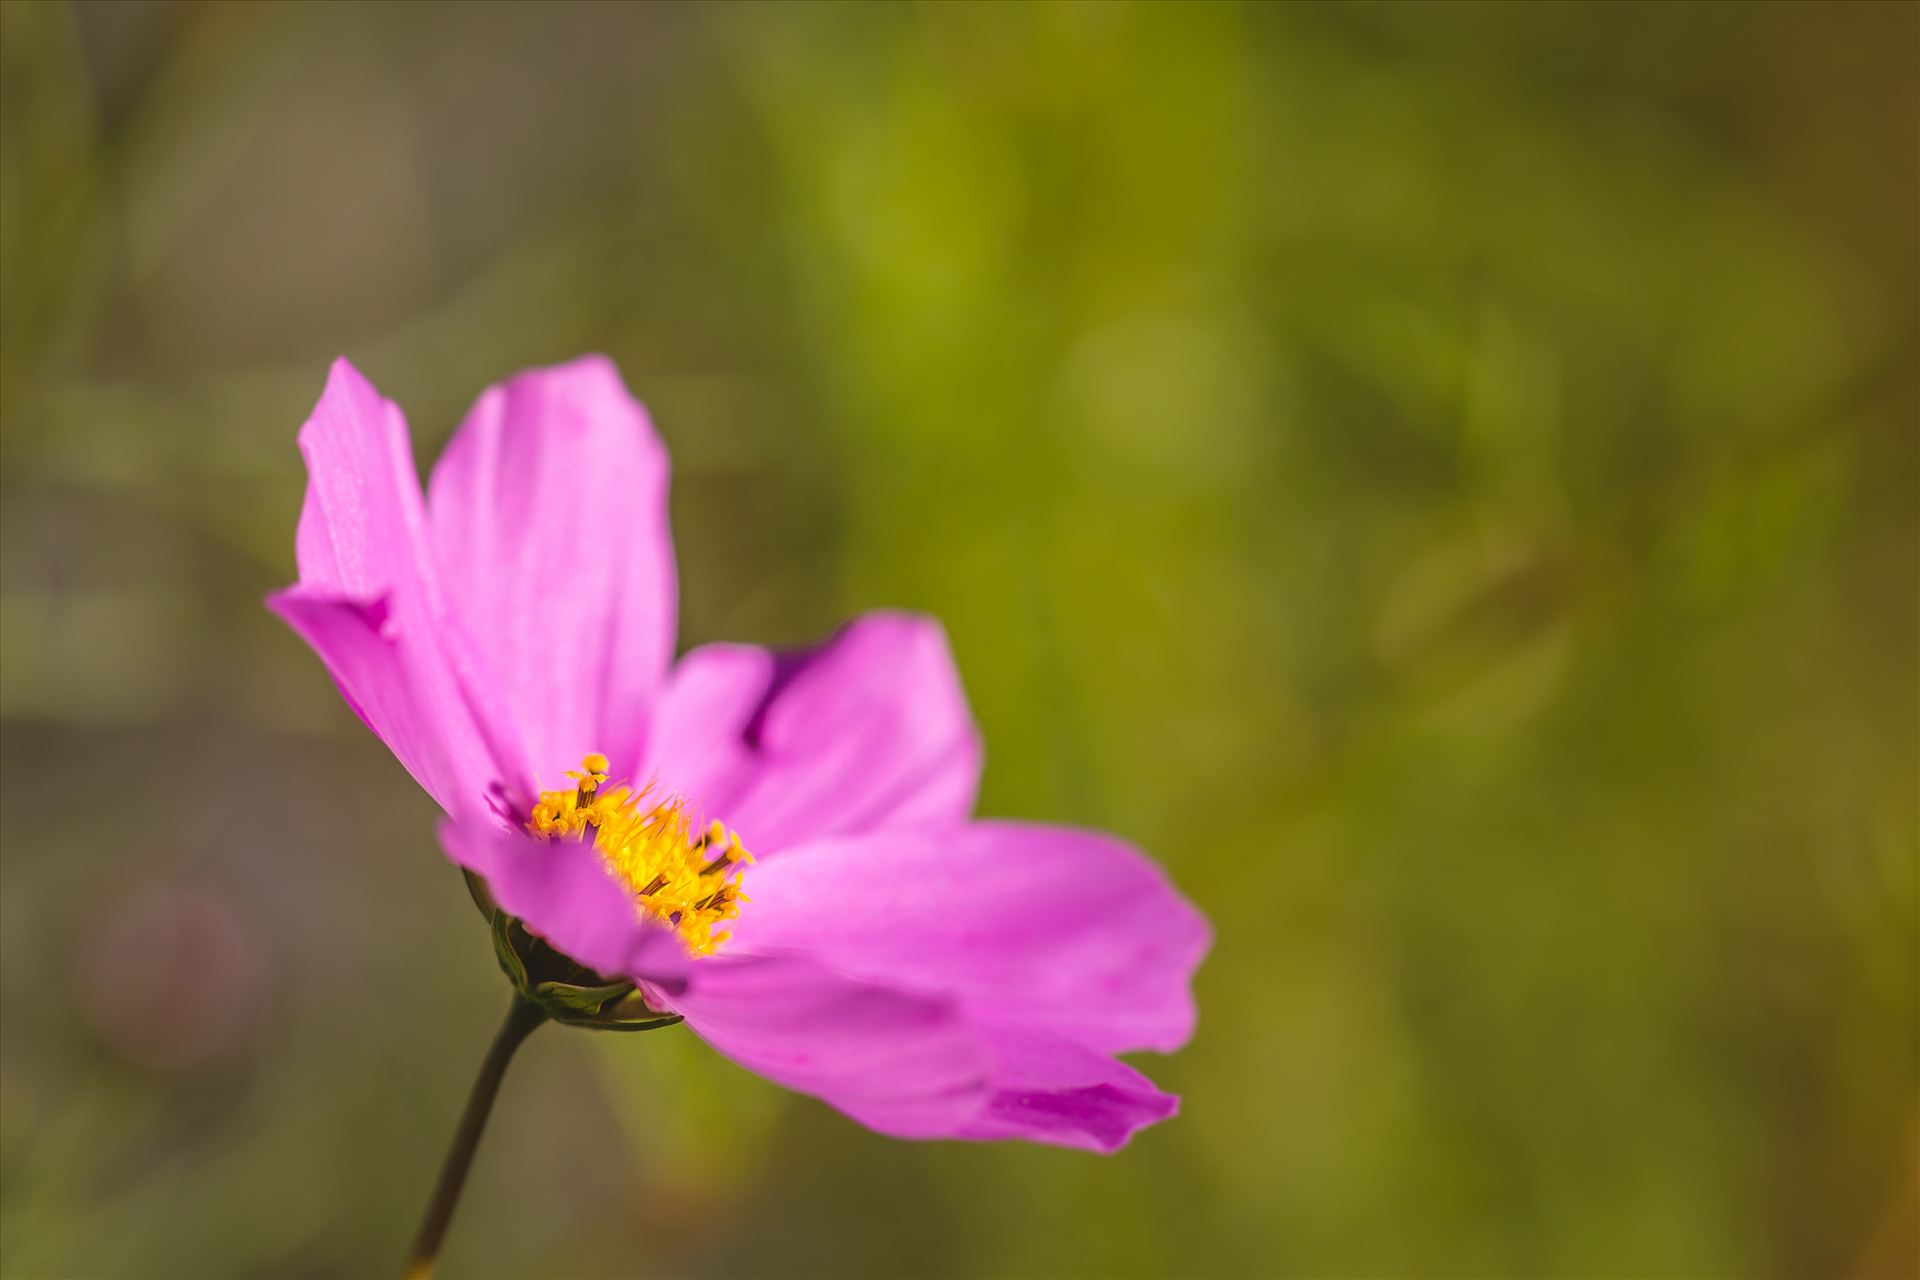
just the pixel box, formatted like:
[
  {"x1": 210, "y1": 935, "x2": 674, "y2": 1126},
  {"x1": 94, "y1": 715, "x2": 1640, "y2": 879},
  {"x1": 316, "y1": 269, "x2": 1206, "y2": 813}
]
[{"x1": 1, "y1": 2, "x2": 1915, "y2": 1277}]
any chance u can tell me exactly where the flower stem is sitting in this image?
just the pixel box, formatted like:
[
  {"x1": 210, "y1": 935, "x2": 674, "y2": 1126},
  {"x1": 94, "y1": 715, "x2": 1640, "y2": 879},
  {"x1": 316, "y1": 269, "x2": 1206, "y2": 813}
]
[{"x1": 402, "y1": 992, "x2": 548, "y2": 1279}]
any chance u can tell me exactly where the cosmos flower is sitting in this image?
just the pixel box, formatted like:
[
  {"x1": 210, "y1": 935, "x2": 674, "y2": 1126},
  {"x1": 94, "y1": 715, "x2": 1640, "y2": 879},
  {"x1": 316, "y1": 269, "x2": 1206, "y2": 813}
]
[{"x1": 269, "y1": 356, "x2": 1208, "y2": 1153}]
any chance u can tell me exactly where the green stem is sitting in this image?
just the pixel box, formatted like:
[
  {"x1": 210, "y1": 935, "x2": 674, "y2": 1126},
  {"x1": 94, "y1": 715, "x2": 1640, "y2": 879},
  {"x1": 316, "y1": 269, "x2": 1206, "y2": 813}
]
[{"x1": 402, "y1": 993, "x2": 548, "y2": 1279}]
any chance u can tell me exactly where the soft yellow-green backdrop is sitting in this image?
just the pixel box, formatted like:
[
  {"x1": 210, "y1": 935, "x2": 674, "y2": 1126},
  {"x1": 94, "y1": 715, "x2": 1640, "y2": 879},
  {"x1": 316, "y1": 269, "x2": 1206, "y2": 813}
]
[{"x1": 2, "y1": 3, "x2": 1914, "y2": 1277}]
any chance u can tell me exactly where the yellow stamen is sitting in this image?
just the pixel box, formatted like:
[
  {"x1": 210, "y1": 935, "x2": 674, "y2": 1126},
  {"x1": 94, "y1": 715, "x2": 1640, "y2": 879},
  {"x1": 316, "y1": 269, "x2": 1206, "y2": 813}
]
[{"x1": 526, "y1": 754, "x2": 754, "y2": 957}]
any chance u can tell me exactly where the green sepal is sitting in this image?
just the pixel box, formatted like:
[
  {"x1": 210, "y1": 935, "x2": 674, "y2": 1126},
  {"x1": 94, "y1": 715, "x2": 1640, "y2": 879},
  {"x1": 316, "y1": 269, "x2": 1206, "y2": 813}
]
[
  {"x1": 578, "y1": 1012, "x2": 685, "y2": 1033},
  {"x1": 589, "y1": 990, "x2": 687, "y2": 1031},
  {"x1": 598, "y1": 990, "x2": 671, "y2": 1022},
  {"x1": 464, "y1": 868, "x2": 497, "y2": 920},
  {"x1": 488, "y1": 909, "x2": 683, "y2": 1031},
  {"x1": 532, "y1": 978, "x2": 634, "y2": 1015},
  {"x1": 491, "y1": 911, "x2": 530, "y2": 990}
]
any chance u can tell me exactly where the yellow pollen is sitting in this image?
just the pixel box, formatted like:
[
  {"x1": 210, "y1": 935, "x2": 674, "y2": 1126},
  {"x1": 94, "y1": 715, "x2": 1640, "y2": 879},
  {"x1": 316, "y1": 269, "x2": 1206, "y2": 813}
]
[{"x1": 527, "y1": 755, "x2": 753, "y2": 957}]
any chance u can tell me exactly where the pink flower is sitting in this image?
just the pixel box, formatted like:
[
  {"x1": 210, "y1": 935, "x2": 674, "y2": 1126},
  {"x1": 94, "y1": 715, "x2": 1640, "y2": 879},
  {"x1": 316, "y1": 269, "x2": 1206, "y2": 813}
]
[{"x1": 269, "y1": 356, "x2": 1208, "y2": 1152}]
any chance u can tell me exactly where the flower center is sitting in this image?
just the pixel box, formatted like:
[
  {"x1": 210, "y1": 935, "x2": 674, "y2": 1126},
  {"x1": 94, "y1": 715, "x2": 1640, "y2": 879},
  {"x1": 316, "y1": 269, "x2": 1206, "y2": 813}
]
[{"x1": 525, "y1": 753, "x2": 753, "y2": 956}]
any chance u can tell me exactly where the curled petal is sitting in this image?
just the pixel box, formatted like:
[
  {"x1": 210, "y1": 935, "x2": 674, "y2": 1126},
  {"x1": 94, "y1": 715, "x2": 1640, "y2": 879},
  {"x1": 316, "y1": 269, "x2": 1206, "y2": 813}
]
[
  {"x1": 958, "y1": 1023, "x2": 1180, "y2": 1152},
  {"x1": 271, "y1": 360, "x2": 525, "y2": 812},
  {"x1": 643, "y1": 612, "x2": 982, "y2": 853},
  {"x1": 728, "y1": 821, "x2": 1209, "y2": 1056},
  {"x1": 428, "y1": 356, "x2": 676, "y2": 783},
  {"x1": 664, "y1": 969, "x2": 1178, "y2": 1150}
]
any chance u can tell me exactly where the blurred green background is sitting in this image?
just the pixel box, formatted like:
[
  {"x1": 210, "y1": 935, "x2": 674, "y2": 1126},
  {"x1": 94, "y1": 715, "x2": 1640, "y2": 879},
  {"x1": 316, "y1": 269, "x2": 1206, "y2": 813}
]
[{"x1": 2, "y1": 2, "x2": 1915, "y2": 1277}]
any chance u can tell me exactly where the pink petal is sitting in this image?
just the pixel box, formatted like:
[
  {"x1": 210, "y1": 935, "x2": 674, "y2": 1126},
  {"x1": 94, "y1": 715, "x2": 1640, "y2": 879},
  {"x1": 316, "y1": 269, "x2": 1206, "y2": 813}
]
[
  {"x1": 664, "y1": 970, "x2": 1178, "y2": 1151},
  {"x1": 270, "y1": 360, "x2": 525, "y2": 813},
  {"x1": 653, "y1": 957, "x2": 993, "y2": 1140},
  {"x1": 439, "y1": 818, "x2": 994, "y2": 1139},
  {"x1": 641, "y1": 612, "x2": 982, "y2": 853},
  {"x1": 437, "y1": 816, "x2": 686, "y2": 984},
  {"x1": 288, "y1": 358, "x2": 437, "y2": 602},
  {"x1": 269, "y1": 589, "x2": 520, "y2": 816},
  {"x1": 727, "y1": 821, "x2": 1209, "y2": 1055},
  {"x1": 443, "y1": 815, "x2": 1191, "y2": 1150},
  {"x1": 957, "y1": 1023, "x2": 1179, "y2": 1152},
  {"x1": 427, "y1": 356, "x2": 676, "y2": 784}
]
